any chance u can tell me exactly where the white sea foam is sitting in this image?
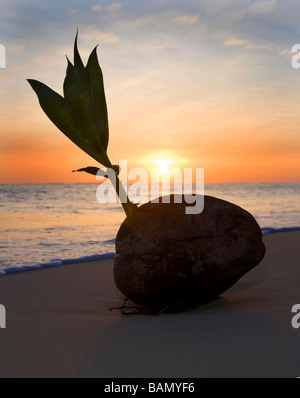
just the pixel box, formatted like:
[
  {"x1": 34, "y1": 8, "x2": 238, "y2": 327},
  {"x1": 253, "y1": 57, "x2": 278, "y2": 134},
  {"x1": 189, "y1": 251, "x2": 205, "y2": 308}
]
[
  {"x1": 0, "y1": 253, "x2": 115, "y2": 277},
  {"x1": 261, "y1": 226, "x2": 300, "y2": 235}
]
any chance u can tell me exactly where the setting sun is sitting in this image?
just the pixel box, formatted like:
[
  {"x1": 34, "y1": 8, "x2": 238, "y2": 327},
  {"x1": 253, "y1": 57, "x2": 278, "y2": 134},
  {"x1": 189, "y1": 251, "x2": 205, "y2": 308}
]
[
  {"x1": 141, "y1": 152, "x2": 186, "y2": 177},
  {"x1": 154, "y1": 159, "x2": 174, "y2": 175},
  {"x1": 158, "y1": 165, "x2": 170, "y2": 175}
]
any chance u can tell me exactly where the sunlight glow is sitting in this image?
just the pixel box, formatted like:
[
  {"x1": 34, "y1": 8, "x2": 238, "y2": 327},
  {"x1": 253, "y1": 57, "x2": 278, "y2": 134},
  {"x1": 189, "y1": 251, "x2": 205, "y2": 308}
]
[
  {"x1": 154, "y1": 158, "x2": 174, "y2": 175},
  {"x1": 141, "y1": 152, "x2": 186, "y2": 177},
  {"x1": 158, "y1": 164, "x2": 170, "y2": 175}
]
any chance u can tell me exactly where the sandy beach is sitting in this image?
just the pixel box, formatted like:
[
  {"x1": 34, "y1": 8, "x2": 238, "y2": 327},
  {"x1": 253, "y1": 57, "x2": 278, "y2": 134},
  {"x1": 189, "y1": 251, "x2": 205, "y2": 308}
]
[{"x1": 0, "y1": 231, "x2": 299, "y2": 378}]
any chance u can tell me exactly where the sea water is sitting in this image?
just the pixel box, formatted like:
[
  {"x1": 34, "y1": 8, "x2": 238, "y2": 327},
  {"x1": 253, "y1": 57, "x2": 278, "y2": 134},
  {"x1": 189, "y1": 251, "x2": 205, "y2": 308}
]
[{"x1": 0, "y1": 183, "x2": 299, "y2": 275}]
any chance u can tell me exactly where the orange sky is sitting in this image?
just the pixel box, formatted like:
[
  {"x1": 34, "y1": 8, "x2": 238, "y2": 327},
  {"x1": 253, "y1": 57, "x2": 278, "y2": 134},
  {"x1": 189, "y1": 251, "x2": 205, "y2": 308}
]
[{"x1": 0, "y1": 0, "x2": 300, "y2": 183}]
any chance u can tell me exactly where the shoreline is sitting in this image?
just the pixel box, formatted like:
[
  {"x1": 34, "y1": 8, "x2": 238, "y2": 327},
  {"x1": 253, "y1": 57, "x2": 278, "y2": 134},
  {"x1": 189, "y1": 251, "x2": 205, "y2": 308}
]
[
  {"x1": 0, "y1": 252, "x2": 115, "y2": 277},
  {"x1": 1, "y1": 227, "x2": 300, "y2": 278},
  {"x1": 0, "y1": 231, "x2": 299, "y2": 378}
]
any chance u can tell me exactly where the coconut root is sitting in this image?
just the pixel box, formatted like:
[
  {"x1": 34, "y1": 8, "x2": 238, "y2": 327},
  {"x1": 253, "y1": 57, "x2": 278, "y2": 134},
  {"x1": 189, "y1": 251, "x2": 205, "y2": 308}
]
[{"x1": 109, "y1": 298, "x2": 198, "y2": 316}]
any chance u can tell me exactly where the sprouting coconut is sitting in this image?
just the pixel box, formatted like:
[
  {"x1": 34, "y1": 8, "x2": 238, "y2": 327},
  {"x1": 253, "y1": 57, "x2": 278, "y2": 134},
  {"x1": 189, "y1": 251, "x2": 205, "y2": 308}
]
[{"x1": 28, "y1": 33, "x2": 265, "y2": 314}]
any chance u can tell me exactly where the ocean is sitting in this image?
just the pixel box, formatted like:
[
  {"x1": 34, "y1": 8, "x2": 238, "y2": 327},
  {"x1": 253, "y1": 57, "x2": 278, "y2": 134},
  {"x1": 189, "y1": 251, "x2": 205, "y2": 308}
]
[{"x1": 0, "y1": 183, "x2": 299, "y2": 276}]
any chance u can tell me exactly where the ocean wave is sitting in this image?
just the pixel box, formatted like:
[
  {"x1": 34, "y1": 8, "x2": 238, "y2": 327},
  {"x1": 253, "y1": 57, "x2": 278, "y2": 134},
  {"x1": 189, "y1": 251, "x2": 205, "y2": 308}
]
[
  {"x1": 261, "y1": 227, "x2": 300, "y2": 235},
  {"x1": 0, "y1": 253, "x2": 115, "y2": 277}
]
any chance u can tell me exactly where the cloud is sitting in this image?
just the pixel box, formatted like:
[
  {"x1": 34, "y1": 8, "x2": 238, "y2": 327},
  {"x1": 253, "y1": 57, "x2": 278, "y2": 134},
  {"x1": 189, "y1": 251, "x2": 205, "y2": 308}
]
[
  {"x1": 173, "y1": 15, "x2": 198, "y2": 26},
  {"x1": 248, "y1": 0, "x2": 277, "y2": 15},
  {"x1": 91, "y1": 4, "x2": 102, "y2": 12},
  {"x1": 81, "y1": 29, "x2": 119, "y2": 43},
  {"x1": 225, "y1": 37, "x2": 250, "y2": 46},
  {"x1": 279, "y1": 49, "x2": 296, "y2": 59},
  {"x1": 225, "y1": 37, "x2": 271, "y2": 51}
]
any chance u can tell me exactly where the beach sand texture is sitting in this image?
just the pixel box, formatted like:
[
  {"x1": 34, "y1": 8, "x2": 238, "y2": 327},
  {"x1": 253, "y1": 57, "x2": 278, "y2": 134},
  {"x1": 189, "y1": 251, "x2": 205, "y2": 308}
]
[{"x1": 0, "y1": 231, "x2": 299, "y2": 378}]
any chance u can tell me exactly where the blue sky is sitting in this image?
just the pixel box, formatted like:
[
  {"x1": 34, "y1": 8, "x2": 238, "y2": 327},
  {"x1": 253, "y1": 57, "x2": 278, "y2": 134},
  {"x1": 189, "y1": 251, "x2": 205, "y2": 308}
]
[{"x1": 0, "y1": 0, "x2": 300, "y2": 182}]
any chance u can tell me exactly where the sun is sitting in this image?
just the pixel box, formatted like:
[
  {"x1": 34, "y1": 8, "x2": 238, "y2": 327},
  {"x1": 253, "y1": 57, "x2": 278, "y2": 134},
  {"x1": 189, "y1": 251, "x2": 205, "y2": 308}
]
[
  {"x1": 158, "y1": 164, "x2": 170, "y2": 175},
  {"x1": 154, "y1": 159, "x2": 174, "y2": 175},
  {"x1": 141, "y1": 152, "x2": 186, "y2": 176}
]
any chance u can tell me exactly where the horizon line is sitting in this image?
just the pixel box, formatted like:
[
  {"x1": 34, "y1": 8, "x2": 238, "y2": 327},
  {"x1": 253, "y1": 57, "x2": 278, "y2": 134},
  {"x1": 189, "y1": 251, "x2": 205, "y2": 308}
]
[{"x1": 1, "y1": 181, "x2": 300, "y2": 185}]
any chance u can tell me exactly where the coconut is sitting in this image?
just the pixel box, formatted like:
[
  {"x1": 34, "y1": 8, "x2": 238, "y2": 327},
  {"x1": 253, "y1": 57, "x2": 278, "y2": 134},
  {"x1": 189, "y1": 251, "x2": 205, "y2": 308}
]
[{"x1": 114, "y1": 195, "x2": 265, "y2": 312}]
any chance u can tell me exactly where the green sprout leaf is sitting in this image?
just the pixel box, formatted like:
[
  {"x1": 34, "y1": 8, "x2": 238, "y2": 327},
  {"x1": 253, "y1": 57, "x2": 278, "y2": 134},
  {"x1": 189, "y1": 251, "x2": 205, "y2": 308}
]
[
  {"x1": 27, "y1": 32, "x2": 111, "y2": 168},
  {"x1": 85, "y1": 47, "x2": 109, "y2": 152},
  {"x1": 72, "y1": 165, "x2": 120, "y2": 176},
  {"x1": 72, "y1": 167, "x2": 106, "y2": 176},
  {"x1": 27, "y1": 32, "x2": 138, "y2": 218}
]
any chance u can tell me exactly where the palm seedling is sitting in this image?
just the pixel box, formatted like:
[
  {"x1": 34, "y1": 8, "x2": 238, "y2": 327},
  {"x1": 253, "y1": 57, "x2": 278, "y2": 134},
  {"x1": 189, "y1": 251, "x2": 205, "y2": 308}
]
[
  {"x1": 28, "y1": 34, "x2": 265, "y2": 314},
  {"x1": 28, "y1": 33, "x2": 136, "y2": 218}
]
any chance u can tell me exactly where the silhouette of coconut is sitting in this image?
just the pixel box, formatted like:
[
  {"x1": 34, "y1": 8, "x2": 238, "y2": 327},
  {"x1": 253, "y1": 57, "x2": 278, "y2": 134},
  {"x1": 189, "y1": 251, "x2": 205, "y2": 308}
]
[{"x1": 114, "y1": 195, "x2": 265, "y2": 312}]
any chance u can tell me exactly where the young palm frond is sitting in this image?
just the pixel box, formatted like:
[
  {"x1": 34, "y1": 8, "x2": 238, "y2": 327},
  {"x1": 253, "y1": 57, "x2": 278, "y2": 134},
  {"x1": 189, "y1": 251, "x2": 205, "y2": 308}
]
[
  {"x1": 28, "y1": 33, "x2": 136, "y2": 217},
  {"x1": 27, "y1": 33, "x2": 110, "y2": 168}
]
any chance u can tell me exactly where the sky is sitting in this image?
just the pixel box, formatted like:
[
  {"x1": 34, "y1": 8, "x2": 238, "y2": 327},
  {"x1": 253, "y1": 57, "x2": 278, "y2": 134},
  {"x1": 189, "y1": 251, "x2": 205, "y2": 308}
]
[{"x1": 0, "y1": 0, "x2": 299, "y2": 183}]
